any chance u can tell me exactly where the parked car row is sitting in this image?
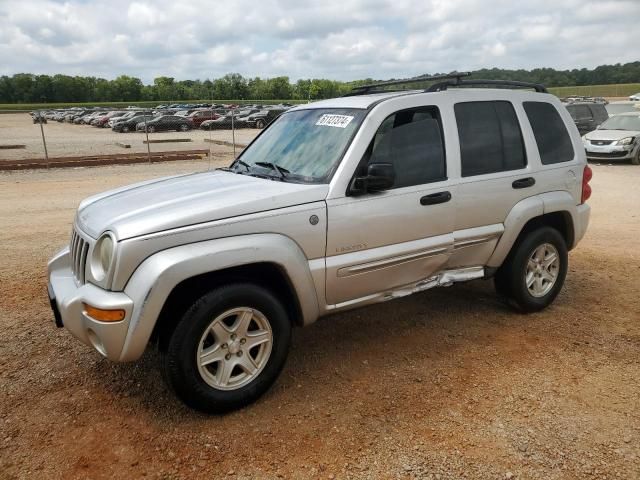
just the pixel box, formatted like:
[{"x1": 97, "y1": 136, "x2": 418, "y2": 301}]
[
  {"x1": 562, "y1": 100, "x2": 640, "y2": 135},
  {"x1": 31, "y1": 103, "x2": 292, "y2": 133}
]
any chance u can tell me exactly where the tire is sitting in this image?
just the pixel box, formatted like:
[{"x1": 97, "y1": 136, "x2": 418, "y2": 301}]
[
  {"x1": 631, "y1": 148, "x2": 640, "y2": 165},
  {"x1": 494, "y1": 226, "x2": 568, "y2": 313},
  {"x1": 147, "y1": 126, "x2": 155, "y2": 133},
  {"x1": 162, "y1": 283, "x2": 291, "y2": 413},
  {"x1": 255, "y1": 119, "x2": 265, "y2": 129},
  {"x1": 179, "y1": 124, "x2": 189, "y2": 132},
  {"x1": 122, "y1": 125, "x2": 130, "y2": 133}
]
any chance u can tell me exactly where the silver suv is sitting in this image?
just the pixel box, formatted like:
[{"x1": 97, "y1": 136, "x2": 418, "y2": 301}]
[{"x1": 48, "y1": 75, "x2": 592, "y2": 412}]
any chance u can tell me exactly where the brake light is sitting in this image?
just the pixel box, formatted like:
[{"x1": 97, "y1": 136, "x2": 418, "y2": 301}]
[{"x1": 581, "y1": 165, "x2": 592, "y2": 204}]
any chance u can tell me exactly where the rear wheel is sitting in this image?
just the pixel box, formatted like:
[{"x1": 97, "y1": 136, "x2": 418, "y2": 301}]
[
  {"x1": 122, "y1": 125, "x2": 130, "y2": 133},
  {"x1": 147, "y1": 125, "x2": 155, "y2": 133},
  {"x1": 494, "y1": 227, "x2": 568, "y2": 312},
  {"x1": 179, "y1": 123, "x2": 189, "y2": 132},
  {"x1": 255, "y1": 119, "x2": 265, "y2": 129},
  {"x1": 161, "y1": 283, "x2": 291, "y2": 413},
  {"x1": 631, "y1": 148, "x2": 640, "y2": 165}
]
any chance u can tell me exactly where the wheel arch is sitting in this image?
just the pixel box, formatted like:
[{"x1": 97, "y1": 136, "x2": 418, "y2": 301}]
[
  {"x1": 118, "y1": 234, "x2": 320, "y2": 361},
  {"x1": 152, "y1": 262, "x2": 304, "y2": 351},
  {"x1": 487, "y1": 193, "x2": 578, "y2": 268}
]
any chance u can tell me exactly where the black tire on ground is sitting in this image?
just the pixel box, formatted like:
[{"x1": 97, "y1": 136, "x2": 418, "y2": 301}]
[
  {"x1": 179, "y1": 124, "x2": 189, "y2": 132},
  {"x1": 147, "y1": 126, "x2": 155, "y2": 133},
  {"x1": 122, "y1": 126, "x2": 129, "y2": 133},
  {"x1": 631, "y1": 148, "x2": 640, "y2": 165},
  {"x1": 161, "y1": 283, "x2": 292, "y2": 413},
  {"x1": 494, "y1": 226, "x2": 568, "y2": 313},
  {"x1": 255, "y1": 119, "x2": 265, "y2": 129}
]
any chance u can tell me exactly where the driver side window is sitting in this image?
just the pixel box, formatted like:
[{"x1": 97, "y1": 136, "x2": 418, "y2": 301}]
[{"x1": 363, "y1": 106, "x2": 447, "y2": 189}]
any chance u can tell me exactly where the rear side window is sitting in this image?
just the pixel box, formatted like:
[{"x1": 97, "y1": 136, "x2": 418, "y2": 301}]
[
  {"x1": 455, "y1": 101, "x2": 526, "y2": 177},
  {"x1": 366, "y1": 106, "x2": 446, "y2": 188},
  {"x1": 568, "y1": 104, "x2": 592, "y2": 120},
  {"x1": 524, "y1": 102, "x2": 575, "y2": 165}
]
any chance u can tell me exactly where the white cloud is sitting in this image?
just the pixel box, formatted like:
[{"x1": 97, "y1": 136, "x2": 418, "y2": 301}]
[{"x1": 0, "y1": 0, "x2": 638, "y2": 82}]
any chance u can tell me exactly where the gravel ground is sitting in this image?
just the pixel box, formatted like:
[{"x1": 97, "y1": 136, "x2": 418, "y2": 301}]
[
  {"x1": 0, "y1": 160, "x2": 639, "y2": 480},
  {"x1": 0, "y1": 112, "x2": 260, "y2": 161}
]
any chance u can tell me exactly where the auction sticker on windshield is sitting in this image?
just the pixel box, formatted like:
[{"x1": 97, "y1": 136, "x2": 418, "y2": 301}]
[{"x1": 316, "y1": 114, "x2": 354, "y2": 128}]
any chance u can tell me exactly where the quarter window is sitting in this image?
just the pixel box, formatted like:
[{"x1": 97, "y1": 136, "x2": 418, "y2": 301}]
[
  {"x1": 524, "y1": 102, "x2": 575, "y2": 165},
  {"x1": 455, "y1": 101, "x2": 526, "y2": 177},
  {"x1": 364, "y1": 106, "x2": 446, "y2": 188}
]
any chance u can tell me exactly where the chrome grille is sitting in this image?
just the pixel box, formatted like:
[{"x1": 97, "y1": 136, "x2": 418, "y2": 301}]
[
  {"x1": 590, "y1": 140, "x2": 613, "y2": 146},
  {"x1": 70, "y1": 228, "x2": 89, "y2": 284}
]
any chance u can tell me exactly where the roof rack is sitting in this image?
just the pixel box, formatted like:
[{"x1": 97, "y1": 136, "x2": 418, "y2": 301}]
[
  {"x1": 426, "y1": 78, "x2": 548, "y2": 93},
  {"x1": 345, "y1": 72, "x2": 472, "y2": 96}
]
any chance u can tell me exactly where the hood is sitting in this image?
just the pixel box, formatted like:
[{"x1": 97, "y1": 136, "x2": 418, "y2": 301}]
[
  {"x1": 76, "y1": 170, "x2": 329, "y2": 240},
  {"x1": 585, "y1": 129, "x2": 640, "y2": 141}
]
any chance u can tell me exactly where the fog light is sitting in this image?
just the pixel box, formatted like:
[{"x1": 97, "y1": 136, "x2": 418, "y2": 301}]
[{"x1": 83, "y1": 303, "x2": 125, "y2": 322}]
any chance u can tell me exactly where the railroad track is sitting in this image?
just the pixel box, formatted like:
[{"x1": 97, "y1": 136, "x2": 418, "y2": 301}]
[{"x1": 0, "y1": 149, "x2": 210, "y2": 171}]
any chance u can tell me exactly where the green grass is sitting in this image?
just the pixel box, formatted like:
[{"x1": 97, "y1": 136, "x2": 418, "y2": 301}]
[
  {"x1": 0, "y1": 99, "x2": 308, "y2": 112},
  {"x1": 548, "y1": 83, "x2": 640, "y2": 98}
]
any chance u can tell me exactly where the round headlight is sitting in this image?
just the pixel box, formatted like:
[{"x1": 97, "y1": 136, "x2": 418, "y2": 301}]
[{"x1": 91, "y1": 233, "x2": 115, "y2": 281}]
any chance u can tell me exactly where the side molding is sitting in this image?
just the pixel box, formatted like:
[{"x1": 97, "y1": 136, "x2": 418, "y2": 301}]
[{"x1": 118, "y1": 234, "x2": 320, "y2": 361}]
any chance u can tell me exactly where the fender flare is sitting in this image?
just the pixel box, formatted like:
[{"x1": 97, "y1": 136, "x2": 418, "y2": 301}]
[
  {"x1": 487, "y1": 191, "x2": 579, "y2": 268},
  {"x1": 118, "y1": 233, "x2": 320, "y2": 361}
]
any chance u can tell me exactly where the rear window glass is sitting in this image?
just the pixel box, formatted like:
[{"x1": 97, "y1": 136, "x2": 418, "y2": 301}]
[{"x1": 524, "y1": 102, "x2": 575, "y2": 165}]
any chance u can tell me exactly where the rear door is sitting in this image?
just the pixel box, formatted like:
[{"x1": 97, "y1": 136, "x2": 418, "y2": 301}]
[
  {"x1": 449, "y1": 100, "x2": 531, "y2": 268},
  {"x1": 325, "y1": 106, "x2": 455, "y2": 305}
]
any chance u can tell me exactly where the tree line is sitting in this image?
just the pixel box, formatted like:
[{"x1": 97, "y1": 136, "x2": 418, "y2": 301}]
[{"x1": 1, "y1": 62, "x2": 638, "y2": 104}]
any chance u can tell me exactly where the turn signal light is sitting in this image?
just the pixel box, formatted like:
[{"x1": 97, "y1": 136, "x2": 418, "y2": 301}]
[{"x1": 83, "y1": 303, "x2": 125, "y2": 322}]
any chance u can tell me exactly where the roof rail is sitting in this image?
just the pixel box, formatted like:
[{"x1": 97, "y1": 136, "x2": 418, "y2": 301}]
[
  {"x1": 345, "y1": 72, "x2": 472, "y2": 96},
  {"x1": 426, "y1": 79, "x2": 548, "y2": 93}
]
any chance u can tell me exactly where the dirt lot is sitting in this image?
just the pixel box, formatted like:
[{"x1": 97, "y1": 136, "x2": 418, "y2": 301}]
[
  {"x1": 0, "y1": 159, "x2": 639, "y2": 480},
  {"x1": 0, "y1": 112, "x2": 260, "y2": 161}
]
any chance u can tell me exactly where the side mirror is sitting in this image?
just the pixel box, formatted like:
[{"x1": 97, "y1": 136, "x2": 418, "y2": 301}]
[{"x1": 350, "y1": 163, "x2": 395, "y2": 195}]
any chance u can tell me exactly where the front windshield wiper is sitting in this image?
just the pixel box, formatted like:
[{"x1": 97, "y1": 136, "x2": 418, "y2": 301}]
[
  {"x1": 254, "y1": 161, "x2": 290, "y2": 180},
  {"x1": 230, "y1": 159, "x2": 251, "y2": 172}
]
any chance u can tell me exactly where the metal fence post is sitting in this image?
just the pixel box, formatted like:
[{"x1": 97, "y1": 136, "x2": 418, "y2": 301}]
[
  {"x1": 231, "y1": 108, "x2": 236, "y2": 158},
  {"x1": 144, "y1": 114, "x2": 151, "y2": 164},
  {"x1": 38, "y1": 110, "x2": 50, "y2": 169},
  {"x1": 208, "y1": 100, "x2": 213, "y2": 170}
]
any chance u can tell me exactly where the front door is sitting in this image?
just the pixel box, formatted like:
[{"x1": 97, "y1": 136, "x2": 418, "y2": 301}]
[{"x1": 325, "y1": 106, "x2": 455, "y2": 306}]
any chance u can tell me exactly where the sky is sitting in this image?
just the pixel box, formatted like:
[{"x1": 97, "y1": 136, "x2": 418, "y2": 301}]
[{"x1": 0, "y1": 0, "x2": 639, "y2": 83}]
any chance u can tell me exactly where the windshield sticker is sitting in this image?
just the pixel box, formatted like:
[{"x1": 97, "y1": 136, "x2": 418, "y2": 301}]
[{"x1": 316, "y1": 114, "x2": 354, "y2": 128}]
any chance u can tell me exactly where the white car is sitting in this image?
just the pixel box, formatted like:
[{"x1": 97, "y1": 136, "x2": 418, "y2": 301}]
[
  {"x1": 583, "y1": 112, "x2": 640, "y2": 164},
  {"x1": 629, "y1": 93, "x2": 640, "y2": 101}
]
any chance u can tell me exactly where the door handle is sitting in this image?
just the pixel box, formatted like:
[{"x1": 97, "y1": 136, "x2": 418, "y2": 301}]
[
  {"x1": 420, "y1": 191, "x2": 452, "y2": 206},
  {"x1": 512, "y1": 177, "x2": 536, "y2": 189}
]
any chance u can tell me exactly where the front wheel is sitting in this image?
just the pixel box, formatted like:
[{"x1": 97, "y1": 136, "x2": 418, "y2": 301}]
[
  {"x1": 494, "y1": 227, "x2": 568, "y2": 313},
  {"x1": 179, "y1": 124, "x2": 190, "y2": 132},
  {"x1": 631, "y1": 148, "x2": 640, "y2": 165},
  {"x1": 161, "y1": 283, "x2": 291, "y2": 413},
  {"x1": 255, "y1": 119, "x2": 265, "y2": 129}
]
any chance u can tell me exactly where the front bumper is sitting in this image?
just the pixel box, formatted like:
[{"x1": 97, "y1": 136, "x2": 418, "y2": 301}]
[
  {"x1": 584, "y1": 143, "x2": 634, "y2": 160},
  {"x1": 48, "y1": 247, "x2": 134, "y2": 361}
]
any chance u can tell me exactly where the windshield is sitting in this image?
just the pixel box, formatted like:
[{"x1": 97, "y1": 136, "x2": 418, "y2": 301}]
[
  {"x1": 606, "y1": 103, "x2": 639, "y2": 115},
  {"x1": 599, "y1": 115, "x2": 640, "y2": 131},
  {"x1": 234, "y1": 108, "x2": 365, "y2": 183}
]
